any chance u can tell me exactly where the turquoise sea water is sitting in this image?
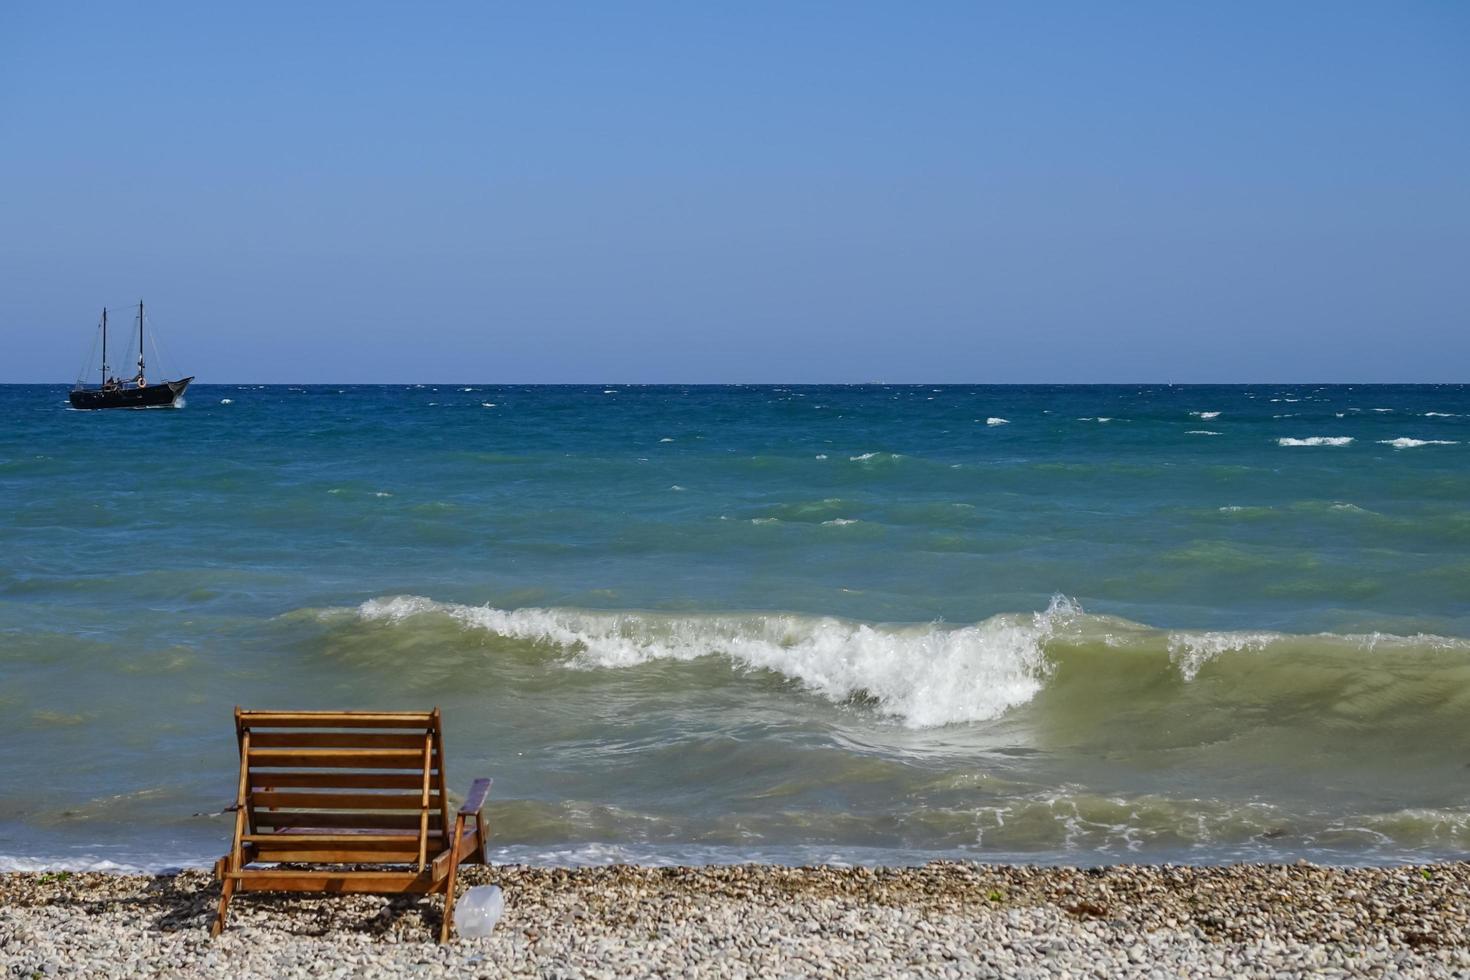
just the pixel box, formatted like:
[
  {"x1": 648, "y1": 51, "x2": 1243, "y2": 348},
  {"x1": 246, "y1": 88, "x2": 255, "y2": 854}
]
[{"x1": 3, "y1": 383, "x2": 1469, "y2": 870}]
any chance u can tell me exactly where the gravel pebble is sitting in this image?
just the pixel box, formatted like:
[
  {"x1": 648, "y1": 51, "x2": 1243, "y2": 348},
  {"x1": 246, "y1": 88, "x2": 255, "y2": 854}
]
[{"x1": 3, "y1": 862, "x2": 1469, "y2": 977}]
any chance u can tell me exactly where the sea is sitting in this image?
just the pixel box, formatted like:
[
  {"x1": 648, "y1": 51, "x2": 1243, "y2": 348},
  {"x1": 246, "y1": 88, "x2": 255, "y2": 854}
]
[{"x1": 3, "y1": 383, "x2": 1469, "y2": 872}]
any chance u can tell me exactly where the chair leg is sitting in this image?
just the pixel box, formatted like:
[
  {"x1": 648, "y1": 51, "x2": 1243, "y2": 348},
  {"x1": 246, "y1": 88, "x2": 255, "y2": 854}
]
[
  {"x1": 440, "y1": 816, "x2": 465, "y2": 943},
  {"x1": 211, "y1": 877, "x2": 236, "y2": 938},
  {"x1": 440, "y1": 864, "x2": 460, "y2": 944}
]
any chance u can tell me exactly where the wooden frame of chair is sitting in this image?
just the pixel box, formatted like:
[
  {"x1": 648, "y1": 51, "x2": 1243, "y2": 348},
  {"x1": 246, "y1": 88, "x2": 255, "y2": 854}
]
[{"x1": 211, "y1": 707, "x2": 492, "y2": 943}]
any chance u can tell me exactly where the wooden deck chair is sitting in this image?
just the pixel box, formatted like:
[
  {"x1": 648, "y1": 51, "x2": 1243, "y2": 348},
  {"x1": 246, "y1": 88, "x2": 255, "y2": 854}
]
[{"x1": 211, "y1": 708, "x2": 491, "y2": 943}]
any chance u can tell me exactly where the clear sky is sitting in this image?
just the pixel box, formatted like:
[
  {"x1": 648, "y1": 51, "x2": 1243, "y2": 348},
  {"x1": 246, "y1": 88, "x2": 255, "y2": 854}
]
[{"x1": 2, "y1": 2, "x2": 1467, "y2": 383}]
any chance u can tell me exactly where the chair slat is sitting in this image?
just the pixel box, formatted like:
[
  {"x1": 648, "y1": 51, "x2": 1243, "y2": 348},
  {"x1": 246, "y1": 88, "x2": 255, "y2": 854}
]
[
  {"x1": 248, "y1": 748, "x2": 429, "y2": 769},
  {"x1": 250, "y1": 791, "x2": 432, "y2": 810},
  {"x1": 243, "y1": 832, "x2": 439, "y2": 844},
  {"x1": 251, "y1": 811, "x2": 442, "y2": 831},
  {"x1": 239, "y1": 711, "x2": 436, "y2": 729},
  {"x1": 247, "y1": 847, "x2": 427, "y2": 864},
  {"x1": 248, "y1": 732, "x2": 430, "y2": 749},
  {"x1": 247, "y1": 772, "x2": 428, "y2": 790}
]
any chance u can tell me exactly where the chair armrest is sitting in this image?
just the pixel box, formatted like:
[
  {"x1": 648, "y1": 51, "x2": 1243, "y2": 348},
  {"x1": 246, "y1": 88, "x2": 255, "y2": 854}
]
[{"x1": 459, "y1": 778, "x2": 493, "y2": 816}]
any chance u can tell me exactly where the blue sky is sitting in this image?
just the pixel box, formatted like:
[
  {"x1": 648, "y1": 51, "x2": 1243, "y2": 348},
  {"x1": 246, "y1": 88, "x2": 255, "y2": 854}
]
[{"x1": 2, "y1": 2, "x2": 1466, "y2": 382}]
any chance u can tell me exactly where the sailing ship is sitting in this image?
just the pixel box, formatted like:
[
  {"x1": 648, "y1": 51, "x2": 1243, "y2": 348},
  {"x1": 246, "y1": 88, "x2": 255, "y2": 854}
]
[{"x1": 69, "y1": 301, "x2": 193, "y2": 410}]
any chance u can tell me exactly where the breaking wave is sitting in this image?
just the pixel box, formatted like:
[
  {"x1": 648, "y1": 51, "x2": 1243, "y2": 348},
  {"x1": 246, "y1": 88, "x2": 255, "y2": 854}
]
[
  {"x1": 1379, "y1": 438, "x2": 1459, "y2": 449},
  {"x1": 354, "y1": 595, "x2": 1074, "y2": 728},
  {"x1": 1278, "y1": 436, "x2": 1354, "y2": 447},
  {"x1": 339, "y1": 596, "x2": 1470, "y2": 730}
]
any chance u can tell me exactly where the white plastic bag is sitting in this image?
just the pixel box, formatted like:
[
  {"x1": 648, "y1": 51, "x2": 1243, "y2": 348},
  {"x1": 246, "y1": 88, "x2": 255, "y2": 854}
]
[{"x1": 453, "y1": 884, "x2": 504, "y2": 938}]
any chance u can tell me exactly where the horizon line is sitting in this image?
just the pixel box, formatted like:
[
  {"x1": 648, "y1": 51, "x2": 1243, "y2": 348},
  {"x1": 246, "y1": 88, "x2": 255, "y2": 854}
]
[{"x1": 6, "y1": 380, "x2": 1468, "y2": 387}]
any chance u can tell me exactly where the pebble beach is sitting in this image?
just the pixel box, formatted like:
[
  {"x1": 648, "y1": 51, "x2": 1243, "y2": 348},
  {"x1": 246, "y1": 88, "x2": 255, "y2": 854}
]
[{"x1": 4, "y1": 862, "x2": 1469, "y2": 978}]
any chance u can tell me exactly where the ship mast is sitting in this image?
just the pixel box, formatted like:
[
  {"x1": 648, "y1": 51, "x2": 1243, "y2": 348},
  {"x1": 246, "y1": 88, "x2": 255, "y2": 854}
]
[
  {"x1": 137, "y1": 299, "x2": 146, "y2": 385},
  {"x1": 100, "y1": 308, "x2": 108, "y2": 387}
]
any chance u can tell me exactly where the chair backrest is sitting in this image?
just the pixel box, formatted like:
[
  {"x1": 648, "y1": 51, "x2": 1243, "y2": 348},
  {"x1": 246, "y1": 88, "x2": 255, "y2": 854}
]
[{"x1": 234, "y1": 708, "x2": 451, "y2": 867}]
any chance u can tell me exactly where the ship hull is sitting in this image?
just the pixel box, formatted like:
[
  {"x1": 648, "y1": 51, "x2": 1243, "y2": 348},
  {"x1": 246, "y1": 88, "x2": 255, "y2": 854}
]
[{"x1": 69, "y1": 377, "x2": 193, "y2": 410}]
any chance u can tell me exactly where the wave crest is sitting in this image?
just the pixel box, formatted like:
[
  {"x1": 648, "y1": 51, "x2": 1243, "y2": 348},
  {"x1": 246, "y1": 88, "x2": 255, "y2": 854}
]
[
  {"x1": 343, "y1": 597, "x2": 1470, "y2": 730},
  {"x1": 1278, "y1": 436, "x2": 1354, "y2": 447},
  {"x1": 354, "y1": 595, "x2": 1083, "y2": 728},
  {"x1": 1379, "y1": 438, "x2": 1458, "y2": 449}
]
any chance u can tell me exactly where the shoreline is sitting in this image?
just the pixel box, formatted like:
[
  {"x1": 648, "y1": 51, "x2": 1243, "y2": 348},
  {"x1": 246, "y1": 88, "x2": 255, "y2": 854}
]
[{"x1": 4, "y1": 861, "x2": 1468, "y2": 977}]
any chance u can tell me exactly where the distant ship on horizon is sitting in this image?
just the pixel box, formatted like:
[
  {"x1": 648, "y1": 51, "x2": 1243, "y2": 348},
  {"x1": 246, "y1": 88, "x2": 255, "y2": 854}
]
[{"x1": 69, "y1": 301, "x2": 192, "y2": 410}]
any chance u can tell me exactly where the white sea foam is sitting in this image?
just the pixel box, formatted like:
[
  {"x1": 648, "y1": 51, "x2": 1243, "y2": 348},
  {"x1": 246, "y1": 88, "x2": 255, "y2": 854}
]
[
  {"x1": 849, "y1": 451, "x2": 880, "y2": 461},
  {"x1": 1166, "y1": 631, "x2": 1276, "y2": 681},
  {"x1": 219, "y1": 398, "x2": 233, "y2": 405},
  {"x1": 670, "y1": 485, "x2": 686, "y2": 491},
  {"x1": 480, "y1": 842, "x2": 919, "y2": 869},
  {"x1": 346, "y1": 595, "x2": 1470, "y2": 731},
  {"x1": 1191, "y1": 411, "x2": 1221, "y2": 420},
  {"x1": 1166, "y1": 627, "x2": 1470, "y2": 682},
  {"x1": 604, "y1": 389, "x2": 618, "y2": 394},
  {"x1": 659, "y1": 437, "x2": 674, "y2": 443},
  {"x1": 986, "y1": 417, "x2": 1009, "y2": 426},
  {"x1": 1378, "y1": 438, "x2": 1458, "y2": 449},
  {"x1": 0, "y1": 854, "x2": 212, "y2": 874},
  {"x1": 481, "y1": 402, "x2": 496, "y2": 408},
  {"x1": 1076, "y1": 417, "x2": 1113, "y2": 423},
  {"x1": 1277, "y1": 437, "x2": 1354, "y2": 447},
  {"x1": 1425, "y1": 412, "x2": 1459, "y2": 418},
  {"x1": 814, "y1": 454, "x2": 829, "y2": 460},
  {"x1": 374, "y1": 491, "x2": 393, "y2": 498},
  {"x1": 1372, "y1": 408, "x2": 1393, "y2": 413},
  {"x1": 354, "y1": 595, "x2": 1080, "y2": 728},
  {"x1": 1188, "y1": 430, "x2": 1222, "y2": 436},
  {"x1": 750, "y1": 517, "x2": 780, "y2": 525},
  {"x1": 822, "y1": 518, "x2": 859, "y2": 526}
]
